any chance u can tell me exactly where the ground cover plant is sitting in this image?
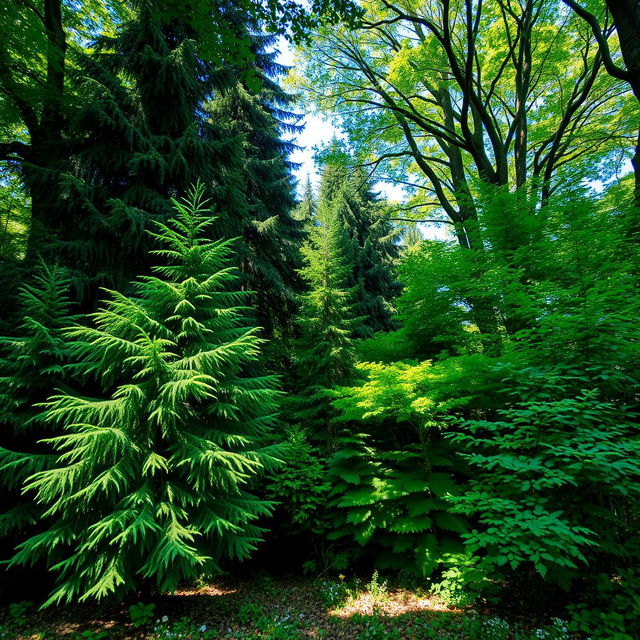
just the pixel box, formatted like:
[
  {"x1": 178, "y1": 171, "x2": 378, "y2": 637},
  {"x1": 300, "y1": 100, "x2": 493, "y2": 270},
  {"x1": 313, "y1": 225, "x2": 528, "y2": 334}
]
[{"x1": 0, "y1": 574, "x2": 608, "y2": 639}]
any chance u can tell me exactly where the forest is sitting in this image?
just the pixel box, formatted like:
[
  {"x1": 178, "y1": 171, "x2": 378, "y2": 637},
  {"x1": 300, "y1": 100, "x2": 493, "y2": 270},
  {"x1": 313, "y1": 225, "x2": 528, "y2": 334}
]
[{"x1": 0, "y1": 0, "x2": 639, "y2": 639}]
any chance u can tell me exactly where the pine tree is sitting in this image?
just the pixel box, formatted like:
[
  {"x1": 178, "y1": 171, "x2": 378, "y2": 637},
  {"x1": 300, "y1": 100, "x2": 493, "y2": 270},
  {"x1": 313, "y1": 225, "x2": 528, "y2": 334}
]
[
  {"x1": 294, "y1": 176, "x2": 317, "y2": 231},
  {"x1": 0, "y1": 262, "x2": 76, "y2": 538},
  {"x1": 51, "y1": 0, "x2": 244, "y2": 298},
  {"x1": 400, "y1": 224, "x2": 423, "y2": 252},
  {"x1": 6, "y1": 186, "x2": 283, "y2": 605},
  {"x1": 206, "y1": 29, "x2": 304, "y2": 337},
  {"x1": 292, "y1": 192, "x2": 359, "y2": 440},
  {"x1": 316, "y1": 154, "x2": 400, "y2": 336}
]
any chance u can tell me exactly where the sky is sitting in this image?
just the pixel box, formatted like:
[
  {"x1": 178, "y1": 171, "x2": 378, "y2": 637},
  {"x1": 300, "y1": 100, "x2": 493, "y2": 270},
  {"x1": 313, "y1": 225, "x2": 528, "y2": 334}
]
[
  {"x1": 276, "y1": 41, "x2": 407, "y2": 201},
  {"x1": 274, "y1": 14, "x2": 636, "y2": 244},
  {"x1": 274, "y1": 39, "x2": 454, "y2": 241}
]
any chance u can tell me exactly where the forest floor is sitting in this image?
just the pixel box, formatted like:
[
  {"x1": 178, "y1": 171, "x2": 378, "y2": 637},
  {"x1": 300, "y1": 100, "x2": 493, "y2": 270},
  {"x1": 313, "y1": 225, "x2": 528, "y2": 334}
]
[{"x1": 0, "y1": 575, "x2": 578, "y2": 640}]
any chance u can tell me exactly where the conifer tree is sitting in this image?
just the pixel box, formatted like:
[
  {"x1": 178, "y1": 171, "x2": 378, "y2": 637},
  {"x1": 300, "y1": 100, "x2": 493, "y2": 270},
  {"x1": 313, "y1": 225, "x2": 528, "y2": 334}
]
[
  {"x1": 401, "y1": 224, "x2": 423, "y2": 252},
  {"x1": 6, "y1": 187, "x2": 282, "y2": 605},
  {"x1": 292, "y1": 192, "x2": 359, "y2": 440},
  {"x1": 207, "y1": 30, "x2": 304, "y2": 335},
  {"x1": 0, "y1": 263, "x2": 76, "y2": 538},
  {"x1": 294, "y1": 176, "x2": 317, "y2": 231},
  {"x1": 316, "y1": 153, "x2": 400, "y2": 335},
  {"x1": 53, "y1": 0, "x2": 244, "y2": 297},
  {"x1": 53, "y1": 3, "x2": 306, "y2": 332}
]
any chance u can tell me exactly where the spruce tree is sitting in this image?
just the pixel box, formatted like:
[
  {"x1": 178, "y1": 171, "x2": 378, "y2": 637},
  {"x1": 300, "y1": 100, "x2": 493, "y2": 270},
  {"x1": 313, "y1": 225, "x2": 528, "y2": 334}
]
[
  {"x1": 54, "y1": 2, "x2": 306, "y2": 332},
  {"x1": 54, "y1": 0, "x2": 244, "y2": 298},
  {"x1": 316, "y1": 154, "x2": 400, "y2": 335},
  {"x1": 7, "y1": 187, "x2": 282, "y2": 605},
  {"x1": 292, "y1": 192, "x2": 359, "y2": 440},
  {"x1": 294, "y1": 176, "x2": 317, "y2": 230},
  {"x1": 206, "y1": 30, "x2": 304, "y2": 336},
  {"x1": 401, "y1": 224, "x2": 423, "y2": 252},
  {"x1": 0, "y1": 262, "x2": 76, "y2": 538}
]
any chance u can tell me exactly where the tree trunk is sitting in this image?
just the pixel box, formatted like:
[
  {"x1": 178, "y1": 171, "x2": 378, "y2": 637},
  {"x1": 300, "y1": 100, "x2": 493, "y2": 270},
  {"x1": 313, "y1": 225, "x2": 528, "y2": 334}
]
[
  {"x1": 514, "y1": 0, "x2": 533, "y2": 189},
  {"x1": 605, "y1": 0, "x2": 640, "y2": 209},
  {"x1": 23, "y1": 0, "x2": 68, "y2": 261},
  {"x1": 634, "y1": 130, "x2": 640, "y2": 208},
  {"x1": 605, "y1": 0, "x2": 640, "y2": 99}
]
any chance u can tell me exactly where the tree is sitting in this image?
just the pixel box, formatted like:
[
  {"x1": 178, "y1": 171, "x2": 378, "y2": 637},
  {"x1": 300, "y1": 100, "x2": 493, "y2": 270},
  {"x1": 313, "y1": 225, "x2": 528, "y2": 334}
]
[
  {"x1": 54, "y1": 0, "x2": 244, "y2": 297},
  {"x1": 207, "y1": 29, "x2": 305, "y2": 336},
  {"x1": 293, "y1": 176, "x2": 317, "y2": 232},
  {"x1": 39, "y1": 3, "x2": 308, "y2": 326},
  {"x1": 6, "y1": 187, "x2": 283, "y2": 605},
  {"x1": 316, "y1": 149, "x2": 400, "y2": 335},
  {"x1": 292, "y1": 181, "x2": 359, "y2": 440},
  {"x1": 399, "y1": 224, "x2": 423, "y2": 252},
  {"x1": 0, "y1": 262, "x2": 76, "y2": 541},
  {"x1": 323, "y1": 181, "x2": 640, "y2": 612},
  {"x1": 0, "y1": 0, "x2": 128, "y2": 261},
  {"x1": 297, "y1": 0, "x2": 639, "y2": 346},
  {"x1": 299, "y1": 0, "x2": 637, "y2": 246},
  {"x1": 561, "y1": 0, "x2": 640, "y2": 209},
  {"x1": 0, "y1": 0, "x2": 359, "y2": 290}
]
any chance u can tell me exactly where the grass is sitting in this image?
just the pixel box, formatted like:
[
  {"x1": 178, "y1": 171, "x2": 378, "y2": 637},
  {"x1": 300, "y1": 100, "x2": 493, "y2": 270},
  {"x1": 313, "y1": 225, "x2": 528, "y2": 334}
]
[{"x1": 0, "y1": 575, "x2": 580, "y2": 640}]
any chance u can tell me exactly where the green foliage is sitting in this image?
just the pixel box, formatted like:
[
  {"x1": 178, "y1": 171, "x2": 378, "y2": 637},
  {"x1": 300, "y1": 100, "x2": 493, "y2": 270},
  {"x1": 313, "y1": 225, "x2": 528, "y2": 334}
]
[
  {"x1": 332, "y1": 356, "x2": 501, "y2": 428},
  {"x1": 18, "y1": 0, "x2": 304, "y2": 320},
  {"x1": 6, "y1": 187, "x2": 283, "y2": 605},
  {"x1": 0, "y1": 0, "x2": 356, "y2": 286},
  {"x1": 326, "y1": 433, "x2": 467, "y2": 577},
  {"x1": 325, "y1": 354, "x2": 503, "y2": 577},
  {"x1": 54, "y1": 0, "x2": 244, "y2": 293},
  {"x1": 323, "y1": 183, "x2": 640, "y2": 614},
  {"x1": 293, "y1": 177, "x2": 317, "y2": 231},
  {"x1": 290, "y1": 175, "x2": 360, "y2": 436},
  {"x1": 0, "y1": 262, "x2": 75, "y2": 432},
  {"x1": 431, "y1": 554, "x2": 490, "y2": 608},
  {"x1": 0, "y1": 262, "x2": 76, "y2": 539},
  {"x1": 205, "y1": 32, "x2": 304, "y2": 337},
  {"x1": 356, "y1": 616, "x2": 401, "y2": 640},
  {"x1": 288, "y1": 150, "x2": 401, "y2": 438},
  {"x1": 0, "y1": 177, "x2": 29, "y2": 261},
  {"x1": 315, "y1": 151, "x2": 401, "y2": 336},
  {"x1": 297, "y1": 0, "x2": 638, "y2": 246},
  {"x1": 448, "y1": 389, "x2": 640, "y2": 584},
  {"x1": 151, "y1": 615, "x2": 219, "y2": 640},
  {"x1": 8, "y1": 600, "x2": 33, "y2": 626},
  {"x1": 365, "y1": 570, "x2": 388, "y2": 604},
  {"x1": 75, "y1": 630, "x2": 110, "y2": 640},
  {"x1": 1, "y1": 0, "x2": 639, "y2": 628},
  {"x1": 236, "y1": 602, "x2": 265, "y2": 625},
  {"x1": 129, "y1": 602, "x2": 156, "y2": 628},
  {"x1": 318, "y1": 578, "x2": 351, "y2": 608},
  {"x1": 477, "y1": 617, "x2": 511, "y2": 640},
  {"x1": 567, "y1": 569, "x2": 640, "y2": 640},
  {"x1": 396, "y1": 241, "x2": 482, "y2": 357},
  {"x1": 232, "y1": 605, "x2": 304, "y2": 639},
  {"x1": 266, "y1": 427, "x2": 331, "y2": 532}
]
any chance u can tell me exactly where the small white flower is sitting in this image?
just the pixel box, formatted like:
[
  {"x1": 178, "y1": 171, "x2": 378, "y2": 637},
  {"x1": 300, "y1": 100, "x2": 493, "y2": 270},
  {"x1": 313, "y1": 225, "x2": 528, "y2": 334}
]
[
  {"x1": 199, "y1": 625, "x2": 207, "y2": 632},
  {"x1": 162, "y1": 615, "x2": 169, "y2": 623}
]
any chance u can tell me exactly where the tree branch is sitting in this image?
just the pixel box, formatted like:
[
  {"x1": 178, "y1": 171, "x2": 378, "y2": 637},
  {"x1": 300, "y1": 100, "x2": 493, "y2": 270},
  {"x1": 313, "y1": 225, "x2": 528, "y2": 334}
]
[{"x1": 561, "y1": 0, "x2": 631, "y2": 81}]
